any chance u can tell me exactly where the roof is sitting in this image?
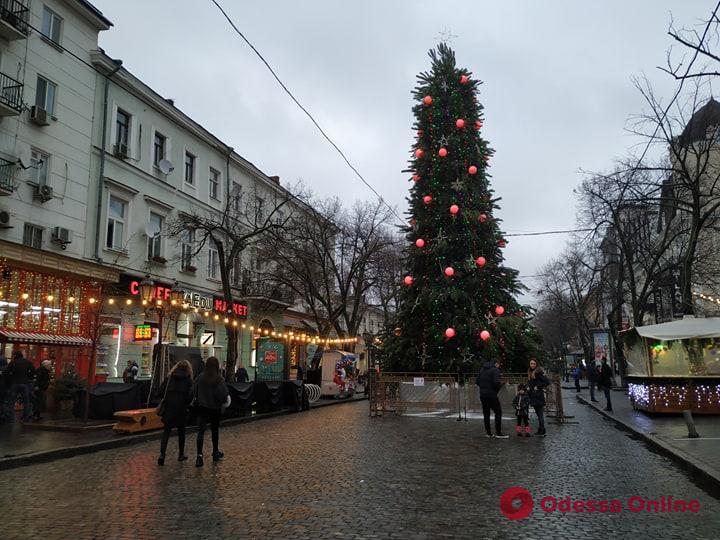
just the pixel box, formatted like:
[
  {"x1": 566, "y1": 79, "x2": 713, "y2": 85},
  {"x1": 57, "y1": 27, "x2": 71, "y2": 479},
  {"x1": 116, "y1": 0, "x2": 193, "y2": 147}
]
[
  {"x1": 0, "y1": 331, "x2": 92, "y2": 346},
  {"x1": 634, "y1": 316, "x2": 720, "y2": 340},
  {"x1": 679, "y1": 98, "x2": 720, "y2": 145}
]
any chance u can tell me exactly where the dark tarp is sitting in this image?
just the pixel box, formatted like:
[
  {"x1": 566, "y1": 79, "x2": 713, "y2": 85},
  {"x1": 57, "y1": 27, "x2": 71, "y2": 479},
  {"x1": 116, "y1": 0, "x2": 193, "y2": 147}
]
[{"x1": 74, "y1": 382, "x2": 146, "y2": 419}]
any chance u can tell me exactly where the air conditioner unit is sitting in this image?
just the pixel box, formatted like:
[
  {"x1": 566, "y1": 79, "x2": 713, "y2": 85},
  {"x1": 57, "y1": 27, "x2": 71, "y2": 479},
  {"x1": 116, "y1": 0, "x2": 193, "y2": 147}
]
[
  {"x1": 29, "y1": 106, "x2": 49, "y2": 126},
  {"x1": 33, "y1": 184, "x2": 53, "y2": 203},
  {"x1": 51, "y1": 226, "x2": 72, "y2": 247},
  {"x1": 113, "y1": 143, "x2": 129, "y2": 159},
  {"x1": 0, "y1": 209, "x2": 12, "y2": 228}
]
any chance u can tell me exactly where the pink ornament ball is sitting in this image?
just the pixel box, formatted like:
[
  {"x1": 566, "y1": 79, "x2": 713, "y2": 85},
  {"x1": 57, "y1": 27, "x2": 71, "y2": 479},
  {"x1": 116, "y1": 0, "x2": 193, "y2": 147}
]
[
  {"x1": 445, "y1": 327, "x2": 456, "y2": 338},
  {"x1": 415, "y1": 238, "x2": 425, "y2": 248},
  {"x1": 497, "y1": 239, "x2": 507, "y2": 248},
  {"x1": 455, "y1": 118, "x2": 465, "y2": 129},
  {"x1": 475, "y1": 120, "x2": 482, "y2": 130},
  {"x1": 415, "y1": 149, "x2": 425, "y2": 159},
  {"x1": 412, "y1": 174, "x2": 420, "y2": 182},
  {"x1": 423, "y1": 95, "x2": 433, "y2": 105},
  {"x1": 450, "y1": 204, "x2": 460, "y2": 215},
  {"x1": 468, "y1": 165, "x2": 478, "y2": 175},
  {"x1": 404, "y1": 276, "x2": 414, "y2": 286},
  {"x1": 423, "y1": 195, "x2": 432, "y2": 205},
  {"x1": 438, "y1": 147, "x2": 448, "y2": 157},
  {"x1": 475, "y1": 256, "x2": 486, "y2": 267},
  {"x1": 479, "y1": 213, "x2": 488, "y2": 223},
  {"x1": 480, "y1": 330, "x2": 491, "y2": 341},
  {"x1": 444, "y1": 267, "x2": 455, "y2": 277},
  {"x1": 460, "y1": 75, "x2": 469, "y2": 84},
  {"x1": 495, "y1": 306, "x2": 505, "y2": 316}
]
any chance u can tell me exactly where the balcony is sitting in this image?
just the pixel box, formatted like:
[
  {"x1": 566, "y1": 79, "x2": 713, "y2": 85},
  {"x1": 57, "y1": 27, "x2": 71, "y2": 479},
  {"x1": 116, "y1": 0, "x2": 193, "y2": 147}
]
[
  {"x1": 0, "y1": 71, "x2": 22, "y2": 116},
  {"x1": 239, "y1": 279, "x2": 295, "y2": 307},
  {"x1": 0, "y1": 156, "x2": 16, "y2": 195},
  {"x1": 0, "y1": 0, "x2": 29, "y2": 41}
]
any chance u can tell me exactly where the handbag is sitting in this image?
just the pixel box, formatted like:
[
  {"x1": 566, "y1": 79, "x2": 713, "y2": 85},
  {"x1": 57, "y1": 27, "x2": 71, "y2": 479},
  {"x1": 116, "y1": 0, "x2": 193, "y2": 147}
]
[{"x1": 156, "y1": 380, "x2": 170, "y2": 417}]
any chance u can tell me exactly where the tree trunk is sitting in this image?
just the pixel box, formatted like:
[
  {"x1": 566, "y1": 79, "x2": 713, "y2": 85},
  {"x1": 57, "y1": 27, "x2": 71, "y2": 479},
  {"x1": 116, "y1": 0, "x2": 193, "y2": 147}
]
[{"x1": 226, "y1": 323, "x2": 238, "y2": 382}]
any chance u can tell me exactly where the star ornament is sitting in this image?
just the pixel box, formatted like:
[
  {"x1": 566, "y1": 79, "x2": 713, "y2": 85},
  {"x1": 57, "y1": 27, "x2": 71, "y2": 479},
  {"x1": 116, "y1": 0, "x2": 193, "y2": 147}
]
[
  {"x1": 439, "y1": 134, "x2": 449, "y2": 147},
  {"x1": 418, "y1": 344, "x2": 431, "y2": 367},
  {"x1": 451, "y1": 179, "x2": 464, "y2": 192},
  {"x1": 460, "y1": 347, "x2": 475, "y2": 364}
]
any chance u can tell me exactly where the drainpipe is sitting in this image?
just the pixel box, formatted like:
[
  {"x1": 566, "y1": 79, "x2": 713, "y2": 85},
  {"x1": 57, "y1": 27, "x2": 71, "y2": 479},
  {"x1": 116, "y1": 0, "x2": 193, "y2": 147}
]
[{"x1": 93, "y1": 59, "x2": 123, "y2": 262}]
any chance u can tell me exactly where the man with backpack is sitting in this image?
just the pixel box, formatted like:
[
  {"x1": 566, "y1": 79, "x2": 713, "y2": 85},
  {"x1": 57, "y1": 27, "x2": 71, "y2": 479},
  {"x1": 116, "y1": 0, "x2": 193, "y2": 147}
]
[{"x1": 598, "y1": 356, "x2": 613, "y2": 412}]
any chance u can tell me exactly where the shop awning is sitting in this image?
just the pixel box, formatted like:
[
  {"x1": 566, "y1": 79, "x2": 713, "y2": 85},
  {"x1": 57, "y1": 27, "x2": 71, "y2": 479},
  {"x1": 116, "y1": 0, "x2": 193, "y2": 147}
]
[
  {"x1": 0, "y1": 331, "x2": 92, "y2": 346},
  {"x1": 635, "y1": 316, "x2": 720, "y2": 340}
]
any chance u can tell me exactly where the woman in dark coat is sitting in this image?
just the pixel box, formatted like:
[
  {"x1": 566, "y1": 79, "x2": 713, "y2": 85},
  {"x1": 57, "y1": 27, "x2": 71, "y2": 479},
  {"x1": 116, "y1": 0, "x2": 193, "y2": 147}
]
[
  {"x1": 157, "y1": 360, "x2": 193, "y2": 465},
  {"x1": 193, "y1": 356, "x2": 229, "y2": 467},
  {"x1": 527, "y1": 358, "x2": 550, "y2": 437}
]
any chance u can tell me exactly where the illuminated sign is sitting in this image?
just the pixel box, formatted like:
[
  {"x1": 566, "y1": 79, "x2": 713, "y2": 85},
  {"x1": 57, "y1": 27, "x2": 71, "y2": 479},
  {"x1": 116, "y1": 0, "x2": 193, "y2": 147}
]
[
  {"x1": 127, "y1": 279, "x2": 172, "y2": 300},
  {"x1": 213, "y1": 297, "x2": 248, "y2": 318},
  {"x1": 184, "y1": 291, "x2": 213, "y2": 310},
  {"x1": 134, "y1": 324, "x2": 153, "y2": 341},
  {"x1": 263, "y1": 350, "x2": 278, "y2": 365}
]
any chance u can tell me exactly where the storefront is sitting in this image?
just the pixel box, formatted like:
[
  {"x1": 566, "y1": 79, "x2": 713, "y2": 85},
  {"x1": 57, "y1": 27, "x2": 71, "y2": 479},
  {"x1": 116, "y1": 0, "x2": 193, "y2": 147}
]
[
  {"x1": 626, "y1": 317, "x2": 720, "y2": 414},
  {"x1": 0, "y1": 244, "x2": 118, "y2": 382}
]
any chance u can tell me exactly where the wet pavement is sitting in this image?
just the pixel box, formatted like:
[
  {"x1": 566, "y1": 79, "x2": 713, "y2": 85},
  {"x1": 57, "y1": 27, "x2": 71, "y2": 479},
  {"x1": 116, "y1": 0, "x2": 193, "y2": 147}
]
[{"x1": 0, "y1": 394, "x2": 718, "y2": 539}]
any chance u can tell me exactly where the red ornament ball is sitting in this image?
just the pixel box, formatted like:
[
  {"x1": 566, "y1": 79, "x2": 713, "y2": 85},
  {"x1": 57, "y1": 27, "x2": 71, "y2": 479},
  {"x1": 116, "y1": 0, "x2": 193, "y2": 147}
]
[
  {"x1": 480, "y1": 330, "x2": 491, "y2": 341},
  {"x1": 495, "y1": 306, "x2": 505, "y2": 316},
  {"x1": 403, "y1": 276, "x2": 414, "y2": 286},
  {"x1": 438, "y1": 147, "x2": 448, "y2": 157},
  {"x1": 455, "y1": 118, "x2": 465, "y2": 129},
  {"x1": 445, "y1": 327, "x2": 456, "y2": 339},
  {"x1": 415, "y1": 149, "x2": 424, "y2": 158},
  {"x1": 409, "y1": 218, "x2": 417, "y2": 226},
  {"x1": 475, "y1": 256, "x2": 487, "y2": 267},
  {"x1": 460, "y1": 74, "x2": 469, "y2": 84},
  {"x1": 415, "y1": 238, "x2": 425, "y2": 248},
  {"x1": 450, "y1": 204, "x2": 460, "y2": 215},
  {"x1": 479, "y1": 213, "x2": 488, "y2": 223},
  {"x1": 394, "y1": 327, "x2": 402, "y2": 336},
  {"x1": 475, "y1": 120, "x2": 482, "y2": 130},
  {"x1": 423, "y1": 195, "x2": 432, "y2": 205},
  {"x1": 417, "y1": 129, "x2": 424, "y2": 137},
  {"x1": 444, "y1": 266, "x2": 455, "y2": 277},
  {"x1": 468, "y1": 165, "x2": 478, "y2": 175},
  {"x1": 423, "y1": 95, "x2": 433, "y2": 105},
  {"x1": 412, "y1": 174, "x2": 420, "y2": 182},
  {"x1": 497, "y1": 239, "x2": 507, "y2": 248}
]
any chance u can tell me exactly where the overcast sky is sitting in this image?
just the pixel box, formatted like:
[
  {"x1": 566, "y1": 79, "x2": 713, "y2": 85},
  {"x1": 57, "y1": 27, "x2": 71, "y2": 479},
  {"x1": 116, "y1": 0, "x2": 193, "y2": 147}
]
[{"x1": 91, "y1": 0, "x2": 711, "y2": 305}]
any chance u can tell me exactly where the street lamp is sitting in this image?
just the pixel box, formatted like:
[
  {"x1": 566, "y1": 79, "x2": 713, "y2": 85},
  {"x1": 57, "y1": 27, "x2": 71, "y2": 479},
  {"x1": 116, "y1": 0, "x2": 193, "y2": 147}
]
[
  {"x1": 138, "y1": 275, "x2": 156, "y2": 304},
  {"x1": 170, "y1": 280, "x2": 185, "y2": 306}
]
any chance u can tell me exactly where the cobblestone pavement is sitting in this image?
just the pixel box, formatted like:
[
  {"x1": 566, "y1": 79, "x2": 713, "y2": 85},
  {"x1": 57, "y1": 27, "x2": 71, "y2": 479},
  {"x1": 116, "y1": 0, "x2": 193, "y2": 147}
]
[{"x1": 1, "y1": 396, "x2": 719, "y2": 539}]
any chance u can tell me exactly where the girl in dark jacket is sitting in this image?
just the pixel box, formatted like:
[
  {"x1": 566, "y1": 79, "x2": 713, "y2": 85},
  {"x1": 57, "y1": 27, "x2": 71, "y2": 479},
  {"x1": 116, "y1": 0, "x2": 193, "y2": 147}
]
[
  {"x1": 157, "y1": 360, "x2": 193, "y2": 465},
  {"x1": 527, "y1": 358, "x2": 550, "y2": 437},
  {"x1": 192, "y1": 356, "x2": 229, "y2": 467}
]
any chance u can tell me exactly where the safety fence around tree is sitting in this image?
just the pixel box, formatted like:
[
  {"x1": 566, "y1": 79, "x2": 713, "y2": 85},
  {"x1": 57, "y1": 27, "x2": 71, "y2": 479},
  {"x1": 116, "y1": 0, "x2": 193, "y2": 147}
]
[{"x1": 368, "y1": 371, "x2": 566, "y2": 421}]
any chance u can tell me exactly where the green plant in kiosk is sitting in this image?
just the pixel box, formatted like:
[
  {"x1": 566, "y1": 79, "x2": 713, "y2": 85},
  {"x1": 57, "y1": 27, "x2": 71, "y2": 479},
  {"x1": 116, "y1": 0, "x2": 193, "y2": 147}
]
[{"x1": 53, "y1": 369, "x2": 87, "y2": 402}]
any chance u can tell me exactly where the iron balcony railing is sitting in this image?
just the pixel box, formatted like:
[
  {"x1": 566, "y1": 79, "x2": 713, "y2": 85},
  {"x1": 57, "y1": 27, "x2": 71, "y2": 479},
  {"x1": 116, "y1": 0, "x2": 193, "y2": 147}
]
[
  {"x1": 0, "y1": 156, "x2": 15, "y2": 193},
  {"x1": 0, "y1": 0, "x2": 29, "y2": 35},
  {"x1": 0, "y1": 71, "x2": 23, "y2": 113}
]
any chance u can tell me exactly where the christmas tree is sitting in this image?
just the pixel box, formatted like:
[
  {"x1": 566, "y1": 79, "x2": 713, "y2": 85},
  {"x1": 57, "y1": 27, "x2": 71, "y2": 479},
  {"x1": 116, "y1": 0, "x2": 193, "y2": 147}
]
[{"x1": 383, "y1": 44, "x2": 524, "y2": 372}]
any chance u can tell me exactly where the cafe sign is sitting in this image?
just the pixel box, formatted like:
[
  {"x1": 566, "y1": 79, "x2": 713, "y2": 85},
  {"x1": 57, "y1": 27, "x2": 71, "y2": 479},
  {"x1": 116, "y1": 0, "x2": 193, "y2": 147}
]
[{"x1": 184, "y1": 291, "x2": 214, "y2": 310}]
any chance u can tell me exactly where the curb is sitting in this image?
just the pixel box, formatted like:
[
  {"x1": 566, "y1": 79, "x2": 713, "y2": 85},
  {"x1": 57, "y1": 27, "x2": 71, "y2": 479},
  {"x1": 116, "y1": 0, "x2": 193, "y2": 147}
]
[
  {"x1": 576, "y1": 394, "x2": 720, "y2": 491},
  {"x1": 0, "y1": 396, "x2": 367, "y2": 472}
]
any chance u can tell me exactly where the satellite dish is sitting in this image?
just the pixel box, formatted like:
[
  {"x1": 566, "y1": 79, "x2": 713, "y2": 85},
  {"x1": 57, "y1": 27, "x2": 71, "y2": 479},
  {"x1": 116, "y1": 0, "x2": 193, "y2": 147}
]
[
  {"x1": 158, "y1": 159, "x2": 174, "y2": 175},
  {"x1": 145, "y1": 221, "x2": 161, "y2": 237}
]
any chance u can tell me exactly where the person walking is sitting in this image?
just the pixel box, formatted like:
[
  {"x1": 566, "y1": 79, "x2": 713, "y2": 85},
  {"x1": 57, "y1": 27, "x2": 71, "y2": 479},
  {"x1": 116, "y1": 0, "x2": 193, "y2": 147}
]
[
  {"x1": 572, "y1": 363, "x2": 582, "y2": 393},
  {"x1": 598, "y1": 356, "x2": 613, "y2": 412},
  {"x1": 5, "y1": 350, "x2": 35, "y2": 422},
  {"x1": 32, "y1": 360, "x2": 52, "y2": 421},
  {"x1": 527, "y1": 357, "x2": 550, "y2": 437},
  {"x1": 234, "y1": 365, "x2": 249, "y2": 383},
  {"x1": 512, "y1": 384, "x2": 531, "y2": 437},
  {"x1": 157, "y1": 360, "x2": 194, "y2": 466},
  {"x1": 0, "y1": 354, "x2": 9, "y2": 423},
  {"x1": 475, "y1": 359, "x2": 508, "y2": 438},
  {"x1": 587, "y1": 359, "x2": 599, "y2": 402},
  {"x1": 123, "y1": 360, "x2": 139, "y2": 383},
  {"x1": 192, "y1": 356, "x2": 229, "y2": 467}
]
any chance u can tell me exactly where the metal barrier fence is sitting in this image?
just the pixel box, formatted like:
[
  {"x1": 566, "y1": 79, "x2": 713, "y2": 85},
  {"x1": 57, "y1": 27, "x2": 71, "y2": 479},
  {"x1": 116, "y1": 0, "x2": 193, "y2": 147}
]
[{"x1": 369, "y1": 371, "x2": 566, "y2": 421}]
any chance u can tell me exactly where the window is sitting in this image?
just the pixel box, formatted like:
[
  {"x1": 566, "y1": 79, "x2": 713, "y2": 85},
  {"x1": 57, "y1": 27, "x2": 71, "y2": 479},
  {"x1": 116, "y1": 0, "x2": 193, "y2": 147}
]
[
  {"x1": 181, "y1": 229, "x2": 195, "y2": 269},
  {"x1": 209, "y1": 168, "x2": 220, "y2": 200},
  {"x1": 106, "y1": 195, "x2": 127, "y2": 250},
  {"x1": 35, "y1": 76, "x2": 56, "y2": 116},
  {"x1": 256, "y1": 196, "x2": 265, "y2": 221},
  {"x1": 115, "y1": 109, "x2": 130, "y2": 148},
  {"x1": 41, "y1": 6, "x2": 62, "y2": 44},
  {"x1": 208, "y1": 248, "x2": 219, "y2": 279},
  {"x1": 23, "y1": 224, "x2": 43, "y2": 249},
  {"x1": 184, "y1": 151, "x2": 195, "y2": 185},
  {"x1": 147, "y1": 212, "x2": 164, "y2": 260},
  {"x1": 153, "y1": 132, "x2": 166, "y2": 168},
  {"x1": 231, "y1": 182, "x2": 242, "y2": 213},
  {"x1": 31, "y1": 149, "x2": 49, "y2": 185}
]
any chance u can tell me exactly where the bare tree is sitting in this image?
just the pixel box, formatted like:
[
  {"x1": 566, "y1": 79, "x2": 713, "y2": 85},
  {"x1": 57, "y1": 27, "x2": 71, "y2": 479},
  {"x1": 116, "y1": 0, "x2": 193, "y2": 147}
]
[
  {"x1": 660, "y1": 3, "x2": 720, "y2": 82},
  {"x1": 167, "y1": 182, "x2": 296, "y2": 380},
  {"x1": 367, "y1": 231, "x2": 404, "y2": 328}
]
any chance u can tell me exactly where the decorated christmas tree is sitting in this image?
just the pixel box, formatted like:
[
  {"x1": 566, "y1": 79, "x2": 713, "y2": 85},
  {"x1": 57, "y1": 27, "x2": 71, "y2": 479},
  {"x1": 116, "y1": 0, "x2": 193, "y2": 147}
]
[{"x1": 383, "y1": 43, "x2": 524, "y2": 373}]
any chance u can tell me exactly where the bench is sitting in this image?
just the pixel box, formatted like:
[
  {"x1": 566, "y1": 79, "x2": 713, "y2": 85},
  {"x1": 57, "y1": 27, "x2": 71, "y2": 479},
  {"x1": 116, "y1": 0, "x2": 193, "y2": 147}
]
[{"x1": 113, "y1": 408, "x2": 163, "y2": 434}]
